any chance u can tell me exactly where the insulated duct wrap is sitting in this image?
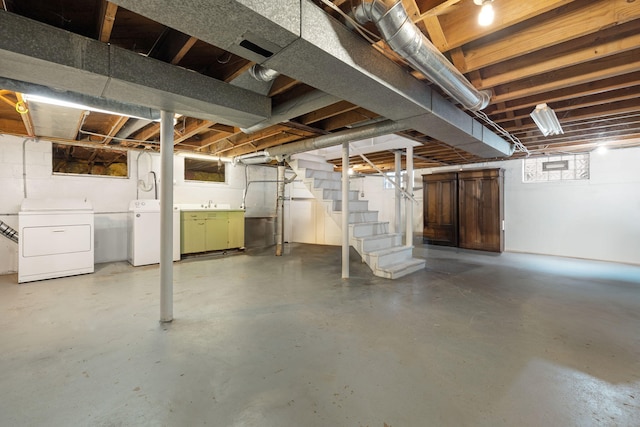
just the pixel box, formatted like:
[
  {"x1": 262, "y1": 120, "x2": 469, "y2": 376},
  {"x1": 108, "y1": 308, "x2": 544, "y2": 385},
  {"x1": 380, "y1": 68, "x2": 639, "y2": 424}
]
[{"x1": 354, "y1": 0, "x2": 491, "y2": 111}]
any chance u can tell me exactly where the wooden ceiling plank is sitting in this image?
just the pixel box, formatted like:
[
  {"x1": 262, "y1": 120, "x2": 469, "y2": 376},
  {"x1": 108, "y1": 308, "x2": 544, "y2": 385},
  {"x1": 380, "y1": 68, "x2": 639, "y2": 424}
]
[
  {"x1": 171, "y1": 36, "x2": 198, "y2": 65},
  {"x1": 463, "y1": 0, "x2": 640, "y2": 72},
  {"x1": 490, "y1": 71, "x2": 640, "y2": 116},
  {"x1": 174, "y1": 119, "x2": 214, "y2": 144},
  {"x1": 423, "y1": 15, "x2": 449, "y2": 51},
  {"x1": 101, "y1": 116, "x2": 129, "y2": 145},
  {"x1": 492, "y1": 54, "x2": 640, "y2": 104},
  {"x1": 436, "y1": 0, "x2": 576, "y2": 53},
  {"x1": 316, "y1": 109, "x2": 380, "y2": 132},
  {"x1": 495, "y1": 86, "x2": 640, "y2": 124},
  {"x1": 15, "y1": 93, "x2": 35, "y2": 137},
  {"x1": 480, "y1": 31, "x2": 640, "y2": 90},
  {"x1": 132, "y1": 123, "x2": 161, "y2": 142},
  {"x1": 98, "y1": 1, "x2": 118, "y2": 43},
  {"x1": 297, "y1": 101, "x2": 358, "y2": 125}
]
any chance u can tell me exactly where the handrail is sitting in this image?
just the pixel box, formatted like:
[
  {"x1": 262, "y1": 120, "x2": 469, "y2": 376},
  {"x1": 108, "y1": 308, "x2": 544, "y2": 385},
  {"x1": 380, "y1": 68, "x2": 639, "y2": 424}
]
[{"x1": 358, "y1": 153, "x2": 417, "y2": 203}]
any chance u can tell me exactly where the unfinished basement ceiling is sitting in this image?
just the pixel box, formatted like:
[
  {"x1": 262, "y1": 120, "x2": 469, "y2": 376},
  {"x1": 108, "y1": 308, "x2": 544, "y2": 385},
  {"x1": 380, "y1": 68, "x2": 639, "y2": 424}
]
[{"x1": 0, "y1": 0, "x2": 639, "y2": 172}]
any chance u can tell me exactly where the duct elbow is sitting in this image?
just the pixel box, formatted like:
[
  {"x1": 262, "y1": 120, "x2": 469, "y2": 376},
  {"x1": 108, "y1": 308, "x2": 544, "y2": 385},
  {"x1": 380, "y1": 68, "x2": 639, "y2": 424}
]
[{"x1": 249, "y1": 64, "x2": 280, "y2": 82}]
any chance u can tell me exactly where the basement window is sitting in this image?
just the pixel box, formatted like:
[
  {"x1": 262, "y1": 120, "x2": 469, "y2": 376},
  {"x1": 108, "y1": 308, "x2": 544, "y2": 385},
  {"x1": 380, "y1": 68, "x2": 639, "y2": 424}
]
[
  {"x1": 52, "y1": 144, "x2": 128, "y2": 177},
  {"x1": 523, "y1": 153, "x2": 589, "y2": 183},
  {"x1": 383, "y1": 171, "x2": 406, "y2": 189},
  {"x1": 184, "y1": 157, "x2": 226, "y2": 183}
]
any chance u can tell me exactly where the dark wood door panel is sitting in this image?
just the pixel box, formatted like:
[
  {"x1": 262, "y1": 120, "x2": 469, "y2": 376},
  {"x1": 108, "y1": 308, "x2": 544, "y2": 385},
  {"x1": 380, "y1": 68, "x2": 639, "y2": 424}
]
[{"x1": 423, "y1": 173, "x2": 458, "y2": 247}]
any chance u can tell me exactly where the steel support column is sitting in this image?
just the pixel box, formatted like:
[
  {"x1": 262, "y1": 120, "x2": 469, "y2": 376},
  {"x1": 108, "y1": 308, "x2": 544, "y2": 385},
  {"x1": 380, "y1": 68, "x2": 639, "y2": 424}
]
[
  {"x1": 405, "y1": 146, "x2": 413, "y2": 247},
  {"x1": 160, "y1": 110, "x2": 174, "y2": 323},
  {"x1": 342, "y1": 141, "x2": 350, "y2": 279}
]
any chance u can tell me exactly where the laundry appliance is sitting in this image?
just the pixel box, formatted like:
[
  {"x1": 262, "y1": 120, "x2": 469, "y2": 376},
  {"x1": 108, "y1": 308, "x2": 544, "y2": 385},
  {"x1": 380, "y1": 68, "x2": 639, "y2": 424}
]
[
  {"x1": 128, "y1": 200, "x2": 180, "y2": 266},
  {"x1": 18, "y1": 198, "x2": 94, "y2": 283}
]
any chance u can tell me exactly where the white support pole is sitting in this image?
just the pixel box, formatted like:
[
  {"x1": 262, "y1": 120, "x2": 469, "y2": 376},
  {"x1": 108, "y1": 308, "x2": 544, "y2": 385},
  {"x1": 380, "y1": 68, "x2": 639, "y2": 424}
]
[
  {"x1": 394, "y1": 150, "x2": 402, "y2": 234},
  {"x1": 160, "y1": 110, "x2": 174, "y2": 323},
  {"x1": 342, "y1": 141, "x2": 350, "y2": 279},
  {"x1": 405, "y1": 145, "x2": 413, "y2": 247},
  {"x1": 275, "y1": 163, "x2": 285, "y2": 256}
]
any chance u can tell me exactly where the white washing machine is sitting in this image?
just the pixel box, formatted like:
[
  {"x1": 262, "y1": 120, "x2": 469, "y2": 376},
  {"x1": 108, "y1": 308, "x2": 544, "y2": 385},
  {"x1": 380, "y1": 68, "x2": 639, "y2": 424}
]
[
  {"x1": 128, "y1": 200, "x2": 180, "y2": 266},
  {"x1": 18, "y1": 198, "x2": 94, "y2": 283}
]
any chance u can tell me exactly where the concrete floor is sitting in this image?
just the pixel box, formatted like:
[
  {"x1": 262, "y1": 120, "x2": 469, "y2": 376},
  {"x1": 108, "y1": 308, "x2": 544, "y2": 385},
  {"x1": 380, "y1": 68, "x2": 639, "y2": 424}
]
[{"x1": 1, "y1": 243, "x2": 639, "y2": 426}]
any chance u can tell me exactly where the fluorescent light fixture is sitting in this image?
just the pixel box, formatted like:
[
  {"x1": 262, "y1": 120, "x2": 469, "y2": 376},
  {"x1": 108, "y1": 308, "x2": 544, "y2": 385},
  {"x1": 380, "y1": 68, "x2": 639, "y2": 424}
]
[
  {"x1": 474, "y1": 0, "x2": 494, "y2": 26},
  {"x1": 22, "y1": 93, "x2": 164, "y2": 122},
  {"x1": 176, "y1": 151, "x2": 232, "y2": 162},
  {"x1": 530, "y1": 103, "x2": 564, "y2": 136}
]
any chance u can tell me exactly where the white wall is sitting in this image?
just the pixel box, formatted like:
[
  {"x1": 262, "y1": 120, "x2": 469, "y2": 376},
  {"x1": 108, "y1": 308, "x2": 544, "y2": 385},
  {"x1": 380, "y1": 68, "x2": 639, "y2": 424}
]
[
  {"x1": 417, "y1": 146, "x2": 640, "y2": 265},
  {"x1": 0, "y1": 134, "x2": 277, "y2": 274}
]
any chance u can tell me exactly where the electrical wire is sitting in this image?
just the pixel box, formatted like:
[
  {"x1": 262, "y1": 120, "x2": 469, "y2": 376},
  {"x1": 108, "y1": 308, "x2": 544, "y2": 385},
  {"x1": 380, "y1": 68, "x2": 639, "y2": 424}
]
[{"x1": 472, "y1": 110, "x2": 530, "y2": 155}]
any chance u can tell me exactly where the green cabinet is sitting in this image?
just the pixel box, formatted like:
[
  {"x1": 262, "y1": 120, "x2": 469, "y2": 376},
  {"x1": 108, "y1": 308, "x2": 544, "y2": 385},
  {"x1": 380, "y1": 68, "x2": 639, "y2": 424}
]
[
  {"x1": 180, "y1": 210, "x2": 245, "y2": 255},
  {"x1": 228, "y1": 211, "x2": 245, "y2": 249}
]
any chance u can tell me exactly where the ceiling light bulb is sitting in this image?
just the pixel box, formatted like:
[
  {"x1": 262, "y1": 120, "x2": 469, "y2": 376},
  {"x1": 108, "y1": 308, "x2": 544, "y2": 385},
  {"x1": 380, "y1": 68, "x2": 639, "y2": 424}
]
[{"x1": 478, "y1": 3, "x2": 494, "y2": 26}]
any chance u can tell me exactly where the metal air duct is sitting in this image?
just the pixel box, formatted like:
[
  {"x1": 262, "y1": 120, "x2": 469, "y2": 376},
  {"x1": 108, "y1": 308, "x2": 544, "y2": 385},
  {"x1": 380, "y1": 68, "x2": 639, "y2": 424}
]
[
  {"x1": 248, "y1": 64, "x2": 280, "y2": 82},
  {"x1": 353, "y1": 0, "x2": 491, "y2": 111}
]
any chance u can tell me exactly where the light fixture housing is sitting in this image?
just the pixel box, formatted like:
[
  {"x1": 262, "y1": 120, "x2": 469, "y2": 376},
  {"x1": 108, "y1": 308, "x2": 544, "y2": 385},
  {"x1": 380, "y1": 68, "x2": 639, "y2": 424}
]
[
  {"x1": 530, "y1": 103, "x2": 564, "y2": 137},
  {"x1": 474, "y1": 0, "x2": 494, "y2": 26}
]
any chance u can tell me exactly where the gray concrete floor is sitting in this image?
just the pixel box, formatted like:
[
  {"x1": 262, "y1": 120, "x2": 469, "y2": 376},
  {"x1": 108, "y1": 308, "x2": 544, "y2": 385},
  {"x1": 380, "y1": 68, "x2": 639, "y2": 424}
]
[{"x1": 1, "y1": 243, "x2": 639, "y2": 426}]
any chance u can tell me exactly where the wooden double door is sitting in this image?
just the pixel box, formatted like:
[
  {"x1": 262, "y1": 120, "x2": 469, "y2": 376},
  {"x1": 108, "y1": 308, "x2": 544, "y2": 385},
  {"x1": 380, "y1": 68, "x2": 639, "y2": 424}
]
[{"x1": 422, "y1": 169, "x2": 504, "y2": 252}]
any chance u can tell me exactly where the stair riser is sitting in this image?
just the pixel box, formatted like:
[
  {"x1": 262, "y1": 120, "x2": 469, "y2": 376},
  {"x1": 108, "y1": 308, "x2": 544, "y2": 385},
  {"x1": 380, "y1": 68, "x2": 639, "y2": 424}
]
[
  {"x1": 374, "y1": 261, "x2": 425, "y2": 279},
  {"x1": 333, "y1": 200, "x2": 368, "y2": 211},
  {"x1": 348, "y1": 211, "x2": 378, "y2": 223},
  {"x1": 305, "y1": 169, "x2": 341, "y2": 180},
  {"x1": 360, "y1": 235, "x2": 403, "y2": 253},
  {"x1": 366, "y1": 248, "x2": 414, "y2": 269},
  {"x1": 310, "y1": 179, "x2": 341, "y2": 190},
  {"x1": 324, "y1": 190, "x2": 359, "y2": 201},
  {"x1": 350, "y1": 222, "x2": 389, "y2": 238}
]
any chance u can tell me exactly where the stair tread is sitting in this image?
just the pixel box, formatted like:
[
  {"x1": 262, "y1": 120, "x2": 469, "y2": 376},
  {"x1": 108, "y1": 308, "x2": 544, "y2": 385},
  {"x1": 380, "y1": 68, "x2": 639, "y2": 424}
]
[
  {"x1": 366, "y1": 245, "x2": 414, "y2": 256},
  {"x1": 354, "y1": 233, "x2": 401, "y2": 242}
]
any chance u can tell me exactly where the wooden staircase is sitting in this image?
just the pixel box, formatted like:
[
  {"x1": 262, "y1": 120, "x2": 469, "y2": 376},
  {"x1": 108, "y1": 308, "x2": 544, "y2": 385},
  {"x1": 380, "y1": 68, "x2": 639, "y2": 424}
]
[{"x1": 288, "y1": 157, "x2": 425, "y2": 279}]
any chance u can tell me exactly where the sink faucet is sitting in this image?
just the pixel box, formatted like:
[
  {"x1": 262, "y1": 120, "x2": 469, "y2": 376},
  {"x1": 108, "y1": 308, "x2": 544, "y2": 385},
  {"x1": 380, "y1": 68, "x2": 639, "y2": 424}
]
[{"x1": 208, "y1": 200, "x2": 213, "y2": 208}]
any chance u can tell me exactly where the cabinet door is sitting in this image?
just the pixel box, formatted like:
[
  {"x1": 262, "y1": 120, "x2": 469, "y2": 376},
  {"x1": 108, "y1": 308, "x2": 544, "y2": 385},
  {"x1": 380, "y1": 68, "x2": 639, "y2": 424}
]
[
  {"x1": 205, "y1": 212, "x2": 228, "y2": 251},
  {"x1": 228, "y1": 212, "x2": 245, "y2": 248},
  {"x1": 458, "y1": 169, "x2": 503, "y2": 252},
  {"x1": 181, "y1": 220, "x2": 206, "y2": 253},
  {"x1": 422, "y1": 173, "x2": 458, "y2": 246}
]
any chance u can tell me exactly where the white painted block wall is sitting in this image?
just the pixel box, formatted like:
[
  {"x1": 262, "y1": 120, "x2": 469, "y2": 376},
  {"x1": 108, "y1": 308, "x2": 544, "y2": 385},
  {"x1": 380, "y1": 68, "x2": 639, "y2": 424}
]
[{"x1": 0, "y1": 135, "x2": 274, "y2": 275}]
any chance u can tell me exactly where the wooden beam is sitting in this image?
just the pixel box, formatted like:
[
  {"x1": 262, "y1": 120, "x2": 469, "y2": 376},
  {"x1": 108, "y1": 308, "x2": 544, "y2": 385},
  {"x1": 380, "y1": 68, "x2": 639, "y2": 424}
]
[
  {"x1": 463, "y1": 0, "x2": 640, "y2": 72},
  {"x1": 423, "y1": 15, "x2": 449, "y2": 51},
  {"x1": 296, "y1": 101, "x2": 358, "y2": 125},
  {"x1": 435, "y1": 0, "x2": 575, "y2": 52},
  {"x1": 480, "y1": 29, "x2": 640, "y2": 90},
  {"x1": 491, "y1": 51, "x2": 640, "y2": 104},
  {"x1": 488, "y1": 71, "x2": 640, "y2": 116},
  {"x1": 132, "y1": 123, "x2": 161, "y2": 142},
  {"x1": 316, "y1": 109, "x2": 380, "y2": 132},
  {"x1": 101, "y1": 115, "x2": 129, "y2": 145},
  {"x1": 15, "y1": 93, "x2": 35, "y2": 136},
  {"x1": 174, "y1": 119, "x2": 214, "y2": 144},
  {"x1": 98, "y1": 1, "x2": 118, "y2": 43}
]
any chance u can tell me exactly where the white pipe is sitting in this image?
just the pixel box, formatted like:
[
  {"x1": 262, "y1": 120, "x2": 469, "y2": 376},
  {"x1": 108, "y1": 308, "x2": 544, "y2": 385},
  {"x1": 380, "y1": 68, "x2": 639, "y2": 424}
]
[
  {"x1": 342, "y1": 141, "x2": 350, "y2": 279},
  {"x1": 405, "y1": 145, "x2": 413, "y2": 247},
  {"x1": 275, "y1": 164, "x2": 285, "y2": 256},
  {"x1": 160, "y1": 110, "x2": 174, "y2": 323},
  {"x1": 394, "y1": 150, "x2": 401, "y2": 234}
]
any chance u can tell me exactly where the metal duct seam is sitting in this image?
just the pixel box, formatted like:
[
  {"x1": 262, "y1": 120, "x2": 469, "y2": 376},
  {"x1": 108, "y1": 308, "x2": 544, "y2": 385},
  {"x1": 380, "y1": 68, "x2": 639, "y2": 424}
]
[
  {"x1": 353, "y1": 0, "x2": 491, "y2": 111},
  {"x1": 265, "y1": 119, "x2": 408, "y2": 158}
]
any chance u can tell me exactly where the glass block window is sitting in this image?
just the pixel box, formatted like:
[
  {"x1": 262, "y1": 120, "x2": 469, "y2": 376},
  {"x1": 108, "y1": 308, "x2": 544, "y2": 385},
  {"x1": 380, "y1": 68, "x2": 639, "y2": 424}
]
[
  {"x1": 523, "y1": 153, "x2": 589, "y2": 183},
  {"x1": 383, "y1": 171, "x2": 405, "y2": 189}
]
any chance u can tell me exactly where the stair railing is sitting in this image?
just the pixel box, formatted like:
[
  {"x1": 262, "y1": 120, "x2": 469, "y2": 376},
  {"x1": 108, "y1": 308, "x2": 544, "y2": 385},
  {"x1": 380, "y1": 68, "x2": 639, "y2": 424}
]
[{"x1": 358, "y1": 153, "x2": 417, "y2": 203}]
